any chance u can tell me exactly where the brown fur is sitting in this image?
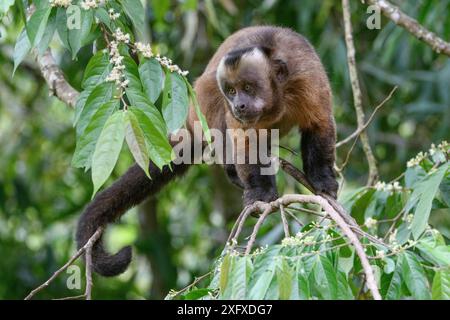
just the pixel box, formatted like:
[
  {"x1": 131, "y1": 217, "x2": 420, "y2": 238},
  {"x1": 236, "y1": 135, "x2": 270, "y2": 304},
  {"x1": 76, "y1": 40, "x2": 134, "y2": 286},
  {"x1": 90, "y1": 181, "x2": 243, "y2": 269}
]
[{"x1": 76, "y1": 26, "x2": 337, "y2": 277}]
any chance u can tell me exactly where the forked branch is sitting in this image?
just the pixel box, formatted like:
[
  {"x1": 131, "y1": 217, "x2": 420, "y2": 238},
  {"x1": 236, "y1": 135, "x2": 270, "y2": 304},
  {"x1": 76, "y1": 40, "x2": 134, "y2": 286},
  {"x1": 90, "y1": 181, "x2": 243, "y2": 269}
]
[{"x1": 24, "y1": 227, "x2": 104, "y2": 300}]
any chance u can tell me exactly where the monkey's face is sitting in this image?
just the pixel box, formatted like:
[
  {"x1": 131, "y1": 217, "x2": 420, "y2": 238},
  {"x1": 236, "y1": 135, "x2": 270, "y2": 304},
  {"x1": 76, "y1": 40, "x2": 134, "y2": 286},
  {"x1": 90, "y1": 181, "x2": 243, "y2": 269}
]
[{"x1": 216, "y1": 48, "x2": 275, "y2": 124}]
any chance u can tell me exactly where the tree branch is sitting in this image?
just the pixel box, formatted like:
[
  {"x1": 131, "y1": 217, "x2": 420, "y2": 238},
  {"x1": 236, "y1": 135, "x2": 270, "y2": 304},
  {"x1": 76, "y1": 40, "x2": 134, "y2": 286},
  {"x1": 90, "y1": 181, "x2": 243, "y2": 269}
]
[
  {"x1": 364, "y1": 0, "x2": 450, "y2": 56},
  {"x1": 26, "y1": 5, "x2": 79, "y2": 108},
  {"x1": 336, "y1": 86, "x2": 397, "y2": 148},
  {"x1": 24, "y1": 227, "x2": 104, "y2": 300},
  {"x1": 342, "y1": 0, "x2": 378, "y2": 186},
  {"x1": 228, "y1": 194, "x2": 382, "y2": 300},
  {"x1": 35, "y1": 50, "x2": 79, "y2": 108}
]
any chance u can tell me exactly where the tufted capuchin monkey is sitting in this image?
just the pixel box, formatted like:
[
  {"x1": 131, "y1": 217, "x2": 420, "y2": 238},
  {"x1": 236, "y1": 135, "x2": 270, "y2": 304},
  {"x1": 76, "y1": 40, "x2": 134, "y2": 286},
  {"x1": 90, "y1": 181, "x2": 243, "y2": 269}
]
[{"x1": 76, "y1": 26, "x2": 338, "y2": 277}]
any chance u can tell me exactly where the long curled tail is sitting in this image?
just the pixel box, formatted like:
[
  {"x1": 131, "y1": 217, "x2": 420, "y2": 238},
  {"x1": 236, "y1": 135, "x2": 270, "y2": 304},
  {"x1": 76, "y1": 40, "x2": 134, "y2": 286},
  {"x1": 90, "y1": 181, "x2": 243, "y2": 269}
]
[{"x1": 76, "y1": 161, "x2": 190, "y2": 277}]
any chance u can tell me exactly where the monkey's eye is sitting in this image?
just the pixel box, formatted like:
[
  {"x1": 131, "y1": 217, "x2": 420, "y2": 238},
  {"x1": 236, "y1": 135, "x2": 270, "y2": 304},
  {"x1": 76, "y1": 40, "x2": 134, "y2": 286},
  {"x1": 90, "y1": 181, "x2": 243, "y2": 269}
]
[
  {"x1": 244, "y1": 84, "x2": 252, "y2": 92},
  {"x1": 228, "y1": 87, "x2": 236, "y2": 95}
]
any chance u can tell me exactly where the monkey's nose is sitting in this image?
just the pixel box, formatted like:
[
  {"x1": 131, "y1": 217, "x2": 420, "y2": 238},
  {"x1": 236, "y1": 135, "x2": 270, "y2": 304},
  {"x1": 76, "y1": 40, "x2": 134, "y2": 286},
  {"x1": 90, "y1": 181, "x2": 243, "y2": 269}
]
[{"x1": 236, "y1": 104, "x2": 246, "y2": 110}]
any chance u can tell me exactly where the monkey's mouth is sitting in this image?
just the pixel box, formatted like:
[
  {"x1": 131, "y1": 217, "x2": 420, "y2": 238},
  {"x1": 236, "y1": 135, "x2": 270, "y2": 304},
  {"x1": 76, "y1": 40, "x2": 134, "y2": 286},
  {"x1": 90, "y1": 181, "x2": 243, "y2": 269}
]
[{"x1": 232, "y1": 110, "x2": 261, "y2": 124}]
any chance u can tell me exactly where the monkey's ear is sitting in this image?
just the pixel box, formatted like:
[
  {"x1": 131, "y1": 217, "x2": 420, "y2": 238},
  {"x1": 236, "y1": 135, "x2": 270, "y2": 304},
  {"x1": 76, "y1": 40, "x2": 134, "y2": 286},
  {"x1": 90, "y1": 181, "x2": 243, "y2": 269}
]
[{"x1": 273, "y1": 59, "x2": 289, "y2": 82}]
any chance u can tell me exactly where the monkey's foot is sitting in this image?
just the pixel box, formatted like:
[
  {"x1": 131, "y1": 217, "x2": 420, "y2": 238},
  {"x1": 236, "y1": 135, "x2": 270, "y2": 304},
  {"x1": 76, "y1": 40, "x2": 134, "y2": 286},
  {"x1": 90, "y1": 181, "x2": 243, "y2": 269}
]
[
  {"x1": 243, "y1": 187, "x2": 278, "y2": 209},
  {"x1": 308, "y1": 174, "x2": 338, "y2": 199}
]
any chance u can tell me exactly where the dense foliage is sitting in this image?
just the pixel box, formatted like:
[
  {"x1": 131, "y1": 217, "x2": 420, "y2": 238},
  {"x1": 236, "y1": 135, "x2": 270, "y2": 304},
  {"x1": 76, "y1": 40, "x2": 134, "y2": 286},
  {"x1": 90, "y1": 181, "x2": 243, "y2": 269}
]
[{"x1": 0, "y1": 0, "x2": 449, "y2": 299}]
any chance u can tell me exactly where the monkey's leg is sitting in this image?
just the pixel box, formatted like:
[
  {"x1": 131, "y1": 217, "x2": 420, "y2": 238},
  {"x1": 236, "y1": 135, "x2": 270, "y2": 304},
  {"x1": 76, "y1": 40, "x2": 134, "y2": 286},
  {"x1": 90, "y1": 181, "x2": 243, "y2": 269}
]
[
  {"x1": 301, "y1": 127, "x2": 338, "y2": 198},
  {"x1": 235, "y1": 163, "x2": 278, "y2": 207},
  {"x1": 224, "y1": 164, "x2": 245, "y2": 189}
]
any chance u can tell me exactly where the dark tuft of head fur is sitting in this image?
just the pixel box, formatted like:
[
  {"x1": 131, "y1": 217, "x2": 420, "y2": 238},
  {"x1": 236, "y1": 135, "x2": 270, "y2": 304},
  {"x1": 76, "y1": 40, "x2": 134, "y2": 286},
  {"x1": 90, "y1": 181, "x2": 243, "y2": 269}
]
[{"x1": 224, "y1": 46, "x2": 272, "y2": 69}]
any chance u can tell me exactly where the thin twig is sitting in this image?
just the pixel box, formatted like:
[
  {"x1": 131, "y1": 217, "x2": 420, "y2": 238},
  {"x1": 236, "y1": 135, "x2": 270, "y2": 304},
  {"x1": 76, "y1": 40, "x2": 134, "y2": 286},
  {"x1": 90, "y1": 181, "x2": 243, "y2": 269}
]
[
  {"x1": 53, "y1": 294, "x2": 87, "y2": 300},
  {"x1": 336, "y1": 86, "x2": 397, "y2": 148},
  {"x1": 342, "y1": 0, "x2": 378, "y2": 186},
  {"x1": 169, "y1": 272, "x2": 212, "y2": 298},
  {"x1": 363, "y1": 0, "x2": 450, "y2": 56},
  {"x1": 284, "y1": 208, "x2": 305, "y2": 228},
  {"x1": 25, "y1": 227, "x2": 104, "y2": 300},
  {"x1": 245, "y1": 208, "x2": 271, "y2": 254},
  {"x1": 279, "y1": 204, "x2": 290, "y2": 238}
]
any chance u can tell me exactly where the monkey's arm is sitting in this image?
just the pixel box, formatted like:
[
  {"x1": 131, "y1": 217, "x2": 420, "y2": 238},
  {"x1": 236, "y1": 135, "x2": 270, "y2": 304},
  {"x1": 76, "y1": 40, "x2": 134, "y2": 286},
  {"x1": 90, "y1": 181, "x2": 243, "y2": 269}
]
[
  {"x1": 224, "y1": 164, "x2": 245, "y2": 189},
  {"x1": 236, "y1": 163, "x2": 278, "y2": 206},
  {"x1": 301, "y1": 122, "x2": 338, "y2": 198}
]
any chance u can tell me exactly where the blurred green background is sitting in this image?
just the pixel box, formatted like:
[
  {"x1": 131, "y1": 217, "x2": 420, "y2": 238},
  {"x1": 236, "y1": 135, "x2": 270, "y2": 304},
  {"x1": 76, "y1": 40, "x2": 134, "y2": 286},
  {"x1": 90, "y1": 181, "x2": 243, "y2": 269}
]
[{"x1": 0, "y1": 0, "x2": 449, "y2": 299}]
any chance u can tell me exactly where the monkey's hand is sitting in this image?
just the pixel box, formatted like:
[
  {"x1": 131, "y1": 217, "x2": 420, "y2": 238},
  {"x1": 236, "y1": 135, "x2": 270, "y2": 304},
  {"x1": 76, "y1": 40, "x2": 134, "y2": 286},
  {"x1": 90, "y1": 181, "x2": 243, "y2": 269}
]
[
  {"x1": 306, "y1": 166, "x2": 338, "y2": 199},
  {"x1": 243, "y1": 186, "x2": 278, "y2": 208}
]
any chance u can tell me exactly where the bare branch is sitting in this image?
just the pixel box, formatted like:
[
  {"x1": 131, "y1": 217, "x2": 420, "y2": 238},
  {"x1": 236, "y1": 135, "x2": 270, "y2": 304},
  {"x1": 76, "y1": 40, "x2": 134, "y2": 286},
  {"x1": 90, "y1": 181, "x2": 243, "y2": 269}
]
[
  {"x1": 228, "y1": 194, "x2": 382, "y2": 300},
  {"x1": 336, "y1": 86, "x2": 397, "y2": 148},
  {"x1": 245, "y1": 208, "x2": 271, "y2": 254},
  {"x1": 342, "y1": 0, "x2": 378, "y2": 186},
  {"x1": 26, "y1": 5, "x2": 79, "y2": 108},
  {"x1": 24, "y1": 227, "x2": 103, "y2": 300},
  {"x1": 279, "y1": 204, "x2": 290, "y2": 238},
  {"x1": 35, "y1": 50, "x2": 79, "y2": 108},
  {"x1": 364, "y1": 0, "x2": 450, "y2": 56}
]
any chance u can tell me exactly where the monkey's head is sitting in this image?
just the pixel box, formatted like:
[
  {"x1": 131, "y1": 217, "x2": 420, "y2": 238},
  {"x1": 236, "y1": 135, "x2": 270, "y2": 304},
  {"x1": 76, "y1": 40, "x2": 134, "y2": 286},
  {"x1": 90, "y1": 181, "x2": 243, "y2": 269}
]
[{"x1": 216, "y1": 46, "x2": 288, "y2": 124}]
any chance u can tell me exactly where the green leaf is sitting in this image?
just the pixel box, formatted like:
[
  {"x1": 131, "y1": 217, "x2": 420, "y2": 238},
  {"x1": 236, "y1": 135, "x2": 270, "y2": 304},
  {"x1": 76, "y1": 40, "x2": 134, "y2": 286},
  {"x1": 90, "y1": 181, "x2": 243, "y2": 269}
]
[
  {"x1": 120, "y1": 0, "x2": 145, "y2": 39},
  {"x1": 348, "y1": 188, "x2": 375, "y2": 224},
  {"x1": 91, "y1": 111, "x2": 125, "y2": 195},
  {"x1": 410, "y1": 165, "x2": 448, "y2": 239},
  {"x1": 296, "y1": 258, "x2": 313, "y2": 300},
  {"x1": 337, "y1": 271, "x2": 354, "y2": 299},
  {"x1": 139, "y1": 58, "x2": 164, "y2": 103},
  {"x1": 432, "y1": 270, "x2": 450, "y2": 300},
  {"x1": 36, "y1": 8, "x2": 57, "y2": 55},
  {"x1": 401, "y1": 252, "x2": 431, "y2": 300},
  {"x1": 12, "y1": 28, "x2": 31, "y2": 76},
  {"x1": 219, "y1": 254, "x2": 231, "y2": 295},
  {"x1": 405, "y1": 165, "x2": 427, "y2": 188},
  {"x1": 123, "y1": 56, "x2": 143, "y2": 91},
  {"x1": 181, "y1": 288, "x2": 211, "y2": 300},
  {"x1": 312, "y1": 255, "x2": 338, "y2": 299},
  {"x1": 0, "y1": 0, "x2": 14, "y2": 15},
  {"x1": 76, "y1": 82, "x2": 114, "y2": 138},
  {"x1": 228, "y1": 256, "x2": 248, "y2": 299},
  {"x1": 73, "y1": 89, "x2": 92, "y2": 127},
  {"x1": 72, "y1": 100, "x2": 119, "y2": 169},
  {"x1": 125, "y1": 87, "x2": 167, "y2": 136},
  {"x1": 417, "y1": 240, "x2": 450, "y2": 267},
  {"x1": 82, "y1": 51, "x2": 112, "y2": 89},
  {"x1": 186, "y1": 81, "x2": 211, "y2": 145},
  {"x1": 68, "y1": 6, "x2": 94, "y2": 59},
  {"x1": 94, "y1": 7, "x2": 111, "y2": 29},
  {"x1": 277, "y1": 258, "x2": 293, "y2": 300},
  {"x1": 129, "y1": 107, "x2": 173, "y2": 170},
  {"x1": 55, "y1": 7, "x2": 70, "y2": 49},
  {"x1": 125, "y1": 110, "x2": 150, "y2": 177},
  {"x1": 439, "y1": 175, "x2": 450, "y2": 207},
  {"x1": 248, "y1": 246, "x2": 281, "y2": 300},
  {"x1": 15, "y1": 0, "x2": 27, "y2": 23},
  {"x1": 381, "y1": 259, "x2": 403, "y2": 300},
  {"x1": 162, "y1": 71, "x2": 189, "y2": 133},
  {"x1": 26, "y1": 5, "x2": 52, "y2": 47}
]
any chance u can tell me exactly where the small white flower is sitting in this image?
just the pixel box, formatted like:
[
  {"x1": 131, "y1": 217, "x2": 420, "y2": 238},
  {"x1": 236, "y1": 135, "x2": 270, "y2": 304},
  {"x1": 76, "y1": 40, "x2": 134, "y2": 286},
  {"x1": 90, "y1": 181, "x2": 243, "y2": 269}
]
[
  {"x1": 376, "y1": 250, "x2": 385, "y2": 259},
  {"x1": 135, "y1": 42, "x2": 154, "y2": 58},
  {"x1": 375, "y1": 181, "x2": 386, "y2": 191},
  {"x1": 108, "y1": 8, "x2": 120, "y2": 20},
  {"x1": 364, "y1": 217, "x2": 377, "y2": 228},
  {"x1": 50, "y1": 0, "x2": 72, "y2": 7},
  {"x1": 388, "y1": 229, "x2": 398, "y2": 245},
  {"x1": 80, "y1": 0, "x2": 99, "y2": 10}
]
